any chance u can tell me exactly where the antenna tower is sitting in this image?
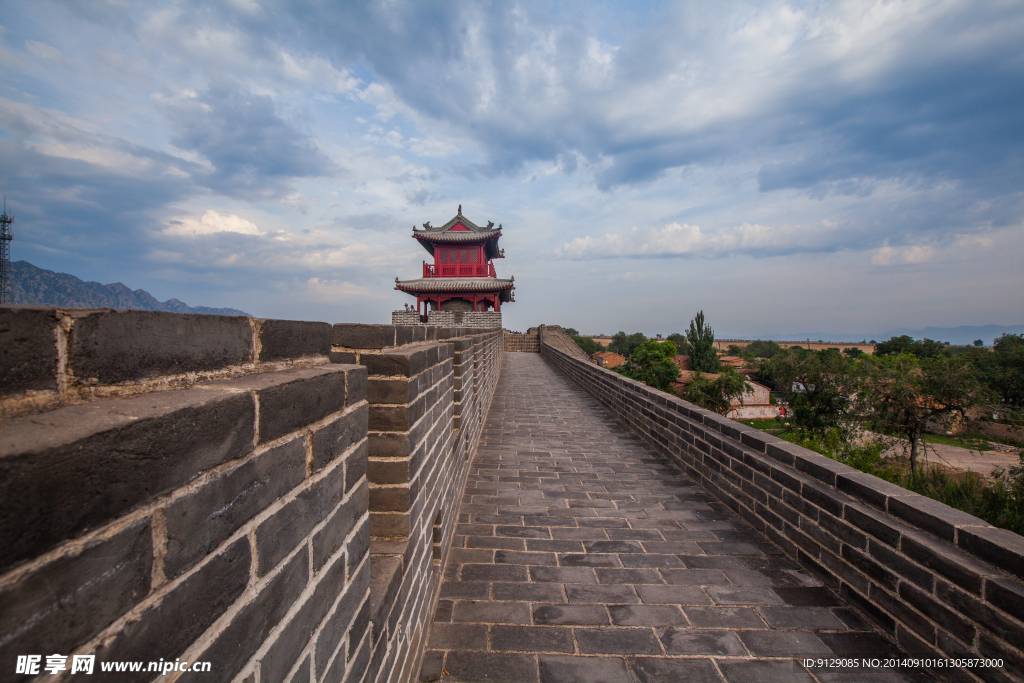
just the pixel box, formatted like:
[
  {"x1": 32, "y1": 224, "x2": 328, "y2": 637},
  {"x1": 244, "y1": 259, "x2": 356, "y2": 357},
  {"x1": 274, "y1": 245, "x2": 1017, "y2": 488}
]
[{"x1": 0, "y1": 198, "x2": 13, "y2": 304}]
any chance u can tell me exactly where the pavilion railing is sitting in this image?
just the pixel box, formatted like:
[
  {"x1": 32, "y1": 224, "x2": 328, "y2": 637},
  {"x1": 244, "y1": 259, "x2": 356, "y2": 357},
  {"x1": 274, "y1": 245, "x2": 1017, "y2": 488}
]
[{"x1": 422, "y1": 262, "x2": 495, "y2": 278}]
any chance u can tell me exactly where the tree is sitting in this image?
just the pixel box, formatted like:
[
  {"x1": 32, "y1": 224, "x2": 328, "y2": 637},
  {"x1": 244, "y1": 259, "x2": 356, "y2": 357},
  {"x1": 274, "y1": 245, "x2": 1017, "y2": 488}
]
[
  {"x1": 744, "y1": 340, "x2": 784, "y2": 360},
  {"x1": 618, "y1": 340, "x2": 680, "y2": 390},
  {"x1": 857, "y1": 354, "x2": 984, "y2": 479},
  {"x1": 874, "y1": 335, "x2": 949, "y2": 359},
  {"x1": 684, "y1": 366, "x2": 752, "y2": 415},
  {"x1": 974, "y1": 334, "x2": 1024, "y2": 409},
  {"x1": 609, "y1": 332, "x2": 649, "y2": 357},
  {"x1": 974, "y1": 339, "x2": 985, "y2": 347},
  {"x1": 666, "y1": 333, "x2": 688, "y2": 353},
  {"x1": 572, "y1": 335, "x2": 602, "y2": 355},
  {"x1": 843, "y1": 347, "x2": 865, "y2": 358},
  {"x1": 686, "y1": 311, "x2": 720, "y2": 373},
  {"x1": 768, "y1": 347, "x2": 856, "y2": 435}
]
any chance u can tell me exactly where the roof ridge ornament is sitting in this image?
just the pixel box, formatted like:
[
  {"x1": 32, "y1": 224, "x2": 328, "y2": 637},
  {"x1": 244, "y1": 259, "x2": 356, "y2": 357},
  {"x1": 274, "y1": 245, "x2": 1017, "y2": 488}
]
[
  {"x1": 487, "y1": 221, "x2": 494, "y2": 229},
  {"x1": 422, "y1": 221, "x2": 431, "y2": 229},
  {"x1": 458, "y1": 204, "x2": 462, "y2": 215}
]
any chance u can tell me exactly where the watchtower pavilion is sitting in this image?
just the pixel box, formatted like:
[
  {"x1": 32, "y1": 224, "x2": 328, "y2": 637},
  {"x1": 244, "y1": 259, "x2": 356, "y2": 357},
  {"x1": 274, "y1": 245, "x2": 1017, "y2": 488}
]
[{"x1": 395, "y1": 206, "x2": 515, "y2": 316}]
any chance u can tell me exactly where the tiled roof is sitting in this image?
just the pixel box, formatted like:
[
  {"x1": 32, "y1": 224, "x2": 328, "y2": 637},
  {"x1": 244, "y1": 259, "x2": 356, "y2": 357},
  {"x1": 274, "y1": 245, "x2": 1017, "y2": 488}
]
[
  {"x1": 413, "y1": 229, "x2": 501, "y2": 243},
  {"x1": 395, "y1": 277, "x2": 514, "y2": 292},
  {"x1": 411, "y1": 206, "x2": 505, "y2": 257},
  {"x1": 415, "y1": 206, "x2": 494, "y2": 233}
]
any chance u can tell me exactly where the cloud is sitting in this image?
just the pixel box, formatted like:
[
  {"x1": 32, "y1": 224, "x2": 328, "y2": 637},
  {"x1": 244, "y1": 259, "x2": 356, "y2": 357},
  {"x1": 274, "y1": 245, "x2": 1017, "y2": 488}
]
[
  {"x1": 557, "y1": 221, "x2": 835, "y2": 260},
  {"x1": 155, "y1": 80, "x2": 335, "y2": 199},
  {"x1": 165, "y1": 210, "x2": 263, "y2": 237},
  {"x1": 304, "y1": 277, "x2": 377, "y2": 301},
  {"x1": 405, "y1": 188, "x2": 440, "y2": 206},
  {"x1": 870, "y1": 245, "x2": 935, "y2": 266},
  {"x1": 24, "y1": 40, "x2": 71, "y2": 66}
]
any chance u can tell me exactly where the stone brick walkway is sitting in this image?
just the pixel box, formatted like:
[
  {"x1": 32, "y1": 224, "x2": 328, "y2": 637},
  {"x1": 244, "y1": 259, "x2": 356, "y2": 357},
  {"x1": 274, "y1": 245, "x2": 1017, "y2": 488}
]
[{"x1": 420, "y1": 354, "x2": 929, "y2": 683}]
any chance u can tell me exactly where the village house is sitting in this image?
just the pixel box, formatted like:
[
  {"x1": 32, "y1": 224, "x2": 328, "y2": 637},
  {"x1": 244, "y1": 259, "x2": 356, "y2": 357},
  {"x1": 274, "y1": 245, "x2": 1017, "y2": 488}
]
[{"x1": 592, "y1": 351, "x2": 626, "y2": 369}]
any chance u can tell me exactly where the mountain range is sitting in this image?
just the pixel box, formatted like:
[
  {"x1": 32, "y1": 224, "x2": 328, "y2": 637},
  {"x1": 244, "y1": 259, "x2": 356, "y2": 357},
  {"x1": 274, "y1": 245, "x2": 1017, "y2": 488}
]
[{"x1": 9, "y1": 261, "x2": 251, "y2": 317}]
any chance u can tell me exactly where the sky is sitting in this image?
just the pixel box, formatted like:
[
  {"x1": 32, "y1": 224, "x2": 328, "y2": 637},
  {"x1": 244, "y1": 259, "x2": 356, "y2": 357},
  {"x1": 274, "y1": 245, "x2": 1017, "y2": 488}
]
[{"x1": 1, "y1": 0, "x2": 1022, "y2": 337}]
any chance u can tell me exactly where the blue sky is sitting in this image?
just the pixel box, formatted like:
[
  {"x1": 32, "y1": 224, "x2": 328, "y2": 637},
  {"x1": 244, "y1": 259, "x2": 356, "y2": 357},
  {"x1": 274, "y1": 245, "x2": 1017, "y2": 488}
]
[{"x1": 1, "y1": 0, "x2": 1021, "y2": 336}]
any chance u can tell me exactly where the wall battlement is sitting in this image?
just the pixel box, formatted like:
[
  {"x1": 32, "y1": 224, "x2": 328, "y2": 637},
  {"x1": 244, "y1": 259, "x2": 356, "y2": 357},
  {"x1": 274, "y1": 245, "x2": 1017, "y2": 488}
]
[
  {"x1": 0, "y1": 307, "x2": 501, "y2": 683},
  {"x1": 539, "y1": 326, "x2": 1024, "y2": 683}
]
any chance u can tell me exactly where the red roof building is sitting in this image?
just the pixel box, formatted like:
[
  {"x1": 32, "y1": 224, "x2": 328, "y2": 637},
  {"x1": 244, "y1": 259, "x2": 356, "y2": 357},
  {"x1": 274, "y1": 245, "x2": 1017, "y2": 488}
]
[{"x1": 395, "y1": 206, "x2": 515, "y2": 315}]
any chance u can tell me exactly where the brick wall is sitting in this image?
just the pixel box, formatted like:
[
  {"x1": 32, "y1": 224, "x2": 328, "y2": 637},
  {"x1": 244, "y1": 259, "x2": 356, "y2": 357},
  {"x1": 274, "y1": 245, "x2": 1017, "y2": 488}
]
[
  {"x1": 325, "y1": 324, "x2": 503, "y2": 683},
  {"x1": 426, "y1": 311, "x2": 502, "y2": 328},
  {"x1": 502, "y1": 329, "x2": 538, "y2": 353},
  {"x1": 540, "y1": 331, "x2": 1024, "y2": 683},
  {"x1": 0, "y1": 308, "x2": 502, "y2": 683},
  {"x1": 539, "y1": 325, "x2": 592, "y2": 363},
  {"x1": 391, "y1": 311, "x2": 423, "y2": 325}
]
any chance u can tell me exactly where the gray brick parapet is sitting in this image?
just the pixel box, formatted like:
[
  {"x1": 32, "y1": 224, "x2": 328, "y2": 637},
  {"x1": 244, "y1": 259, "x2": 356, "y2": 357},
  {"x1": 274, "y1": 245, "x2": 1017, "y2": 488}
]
[
  {"x1": 0, "y1": 306, "x2": 333, "y2": 419},
  {"x1": 0, "y1": 357, "x2": 369, "y2": 683},
  {"x1": 330, "y1": 322, "x2": 502, "y2": 683},
  {"x1": 503, "y1": 328, "x2": 539, "y2": 352},
  {"x1": 0, "y1": 308, "x2": 501, "y2": 683},
  {"x1": 540, "y1": 331, "x2": 1024, "y2": 683}
]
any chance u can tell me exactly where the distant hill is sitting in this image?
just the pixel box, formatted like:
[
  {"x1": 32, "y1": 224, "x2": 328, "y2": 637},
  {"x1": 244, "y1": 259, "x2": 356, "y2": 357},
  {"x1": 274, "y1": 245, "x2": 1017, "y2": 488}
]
[
  {"x1": 10, "y1": 261, "x2": 251, "y2": 317},
  {"x1": 775, "y1": 324, "x2": 1024, "y2": 346}
]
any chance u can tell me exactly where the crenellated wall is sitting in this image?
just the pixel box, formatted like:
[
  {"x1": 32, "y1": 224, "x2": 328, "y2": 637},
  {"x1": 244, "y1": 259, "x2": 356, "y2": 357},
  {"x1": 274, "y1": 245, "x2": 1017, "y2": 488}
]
[
  {"x1": 0, "y1": 307, "x2": 502, "y2": 683},
  {"x1": 502, "y1": 329, "x2": 539, "y2": 353},
  {"x1": 328, "y1": 324, "x2": 502, "y2": 683},
  {"x1": 540, "y1": 327, "x2": 1024, "y2": 683}
]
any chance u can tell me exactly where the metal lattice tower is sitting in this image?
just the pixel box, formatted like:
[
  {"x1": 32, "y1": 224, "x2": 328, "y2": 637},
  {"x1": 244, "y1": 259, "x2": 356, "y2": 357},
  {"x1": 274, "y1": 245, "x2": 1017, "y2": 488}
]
[{"x1": 0, "y1": 199, "x2": 13, "y2": 305}]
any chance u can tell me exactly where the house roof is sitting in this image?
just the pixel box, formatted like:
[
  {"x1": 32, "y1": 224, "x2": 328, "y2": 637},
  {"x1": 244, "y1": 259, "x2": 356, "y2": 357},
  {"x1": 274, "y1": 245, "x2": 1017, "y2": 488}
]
[
  {"x1": 411, "y1": 205, "x2": 504, "y2": 258},
  {"x1": 395, "y1": 277, "x2": 514, "y2": 293}
]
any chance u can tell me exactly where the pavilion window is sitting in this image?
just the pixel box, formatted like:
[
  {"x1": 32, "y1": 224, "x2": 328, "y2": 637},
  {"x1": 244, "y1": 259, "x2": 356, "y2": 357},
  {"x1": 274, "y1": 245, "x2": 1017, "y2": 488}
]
[
  {"x1": 460, "y1": 249, "x2": 469, "y2": 264},
  {"x1": 469, "y1": 249, "x2": 478, "y2": 263}
]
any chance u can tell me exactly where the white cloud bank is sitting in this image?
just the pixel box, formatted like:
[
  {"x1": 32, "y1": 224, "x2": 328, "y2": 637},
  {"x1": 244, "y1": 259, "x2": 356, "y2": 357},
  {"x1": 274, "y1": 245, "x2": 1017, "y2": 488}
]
[
  {"x1": 556, "y1": 221, "x2": 826, "y2": 259},
  {"x1": 165, "y1": 210, "x2": 263, "y2": 236}
]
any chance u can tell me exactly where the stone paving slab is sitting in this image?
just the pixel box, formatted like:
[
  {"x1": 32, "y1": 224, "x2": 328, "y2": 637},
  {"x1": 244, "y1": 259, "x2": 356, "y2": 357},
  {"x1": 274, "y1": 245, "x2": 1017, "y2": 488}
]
[{"x1": 420, "y1": 354, "x2": 933, "y2": 683}]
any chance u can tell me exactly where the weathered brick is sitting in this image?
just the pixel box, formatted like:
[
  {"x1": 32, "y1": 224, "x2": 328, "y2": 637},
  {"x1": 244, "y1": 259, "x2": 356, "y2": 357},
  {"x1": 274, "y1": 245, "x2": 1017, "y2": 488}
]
[
  {"x1": 259, "y1": 550, "x2": 349, "y2": 683},
  {"x1": 312, "y1": 481, "x2": 368, "y2": 572},
  {"x1": 0, "y1": 305, "x2": 58, "y2": 397},
  {"x1": 0, "y1": 520, "x2": 152, "y2": 667},
  {"x1": 315, "y1": 561, "x2": 371, "y2": 679},
  {"x1": 888, "y1": 495, "x2": 989, "y2": 543},
  {"x1": 362, "y1": 346, "x2": 432, "y2": 378},
  {"x1": 367, "y1": 376, "x2": 416, "y2": 404},
  {"x1": 899, "y1": 582, "x2": 976, "y2": 645},
  {"x1": 259, "y1": 319, "x2": 331, "y2": 362},
  {"x1": 938, "y1": 580, "x2": 1024, "y2": 646},
  {"x1": 844, "y1": 503, "x2": 903, "y2": 547},
  {"x1": 71, "y1": 309, "x2": 252, "y2": 383},
  {"x1": 985, "y1": 576, "x2": 1024, "y2": 622},
  {"x1": 311, "y1": 404, "x2": 368, "y2": 473},
  {"x1": 901, "y1": 531, "x2": 993, "y2": 595},
  {"x1": 370, "y1": 482, "x2": 413, "y2": 513},
  {"x1": 346, "y1": 366, "x2": 367, "y2": 407},
  {"x1": 369, "y1": 396, "x2": 426, "y2": 431},
  {"x1": 257, "y1": 368, "x2": 347, "y2": 442},
  {"x1": 95, "y1": 538, "x2": 250, "y2": 669},
  {"x1": 346, "y1": 441, "x2": 369, "y2": 492},
  {"x1": 958, "y1": 525, "x2": 1024, "y2": 581},
  {"x1": 0, "y1": 389, "x2": 254, "y2": 571},
  {"x1": 332, "y1": 324, "x2": 396, "y2": 349},
  {"x1": 255, "y1": 463, "x2": 347, "y2": 574},
  {"x1": 165, "y1": 437, "x2": 306, "y2": 578},
  {"x1": 178, "y1": 548, "x2": 308, "y2": 683},
  {"x1": 867, "y1": 540, "x2": 934, "y2": 591}
]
